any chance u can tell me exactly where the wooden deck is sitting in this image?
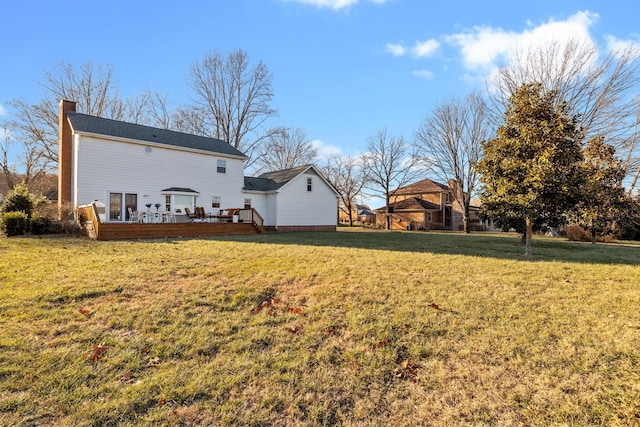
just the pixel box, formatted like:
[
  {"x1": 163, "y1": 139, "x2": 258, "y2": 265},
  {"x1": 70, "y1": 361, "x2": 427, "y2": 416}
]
[{"x1": 78, "y1": 206, "x2": 264, "y2": 240}]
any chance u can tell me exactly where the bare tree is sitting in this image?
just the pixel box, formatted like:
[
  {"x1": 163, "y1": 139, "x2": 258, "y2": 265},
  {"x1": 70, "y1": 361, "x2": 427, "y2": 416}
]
[
  {"x1": 489, "y1": 38, "x2": 640, "y2": 193},
  {"x1": 362, "y1": 128, "x2": 420, "y2": 230},
  {"x1": 0, "y1": 126, "x2": 17, "y2": 190},
  {"x1": 5, "y1": 61, "x2": 149, "y2": 169},
  {"x1": 322, "y1": 155, "x2": 368, "y2": 226},
  {"x1": 414, "y1": 92, "x2": 489, "y2": 232},
  {"x1": 188, "y1": 49, "x2": 275, "y2": 163},
  {"x1": 254, "y1": 126, "x2": 318, "y2": 173}
]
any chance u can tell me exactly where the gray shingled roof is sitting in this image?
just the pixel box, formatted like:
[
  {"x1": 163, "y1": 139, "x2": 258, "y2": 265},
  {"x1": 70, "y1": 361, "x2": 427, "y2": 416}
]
[
  {"x1": 258, "y1": 165, "x2": 312, "y2": 187},
  {"x1": 161, "y1": 187, "x2": 199, "y2": 194},
  {"x1": 243, "y1": 165, "x2": 313, "y2": 192},
  {"x1": 243, "y1": 177, "x2": 280, "y2": 192},
  {"x1": 66, "y1": 112, "x2": 247, "y2": 158}
]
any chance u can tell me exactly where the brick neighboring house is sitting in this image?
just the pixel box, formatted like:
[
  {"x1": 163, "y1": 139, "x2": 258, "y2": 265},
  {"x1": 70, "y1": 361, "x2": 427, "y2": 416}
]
[
  {"x1": 338, "y1": 204, "x2": 376, "y2": 225},
  {"x1": 375, "y1": 178, "x2": 485, "y2": 231}
]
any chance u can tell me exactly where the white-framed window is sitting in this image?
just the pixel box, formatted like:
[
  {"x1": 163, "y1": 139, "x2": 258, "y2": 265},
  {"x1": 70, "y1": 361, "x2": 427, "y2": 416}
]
[
  {"x1": 173, "y1": 195, "x2": 194, "y2": 213},
  {"x1": 244, "y1": 198, "x2": 252, "y2": 209},
  {"x1": 212, "y1": 196, "x2": 221, "y2": 209},
  {"x1": 307, "y1": 177, "x2": 312, "y2": 192},
  {"x1": 427, "y1": 212, "x2": 433, "y2": 222},
  {"x1": 165, "y1": 195, "x2": 171, "y2": 212},
  {"x1": 444, "y1": 192, "x2": 450, "y2": 203},
  {"x1": 217, "y1": 159, "x2": 226, "y2": 174}
]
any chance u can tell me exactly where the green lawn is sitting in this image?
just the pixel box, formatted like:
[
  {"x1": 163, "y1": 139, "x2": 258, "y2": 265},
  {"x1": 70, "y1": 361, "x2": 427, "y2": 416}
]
[{"x1": 1, "y1": 230, "x2": 639, "y2": 426}]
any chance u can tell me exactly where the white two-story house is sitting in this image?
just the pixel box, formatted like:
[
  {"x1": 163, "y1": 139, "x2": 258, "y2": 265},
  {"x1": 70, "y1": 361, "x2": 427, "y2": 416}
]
[{"x1": 58, "y1": 100, "x2": 338, "y2": 233}]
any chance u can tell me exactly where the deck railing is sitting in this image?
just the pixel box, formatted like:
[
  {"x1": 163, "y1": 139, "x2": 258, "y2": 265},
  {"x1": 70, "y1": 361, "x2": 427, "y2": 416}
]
[
  {"x1": 239, "y1": 208, "x2": 264, "y2": 230},
  {"x1": 76, "y1": 204, "x2": 264, "y2": 240}
]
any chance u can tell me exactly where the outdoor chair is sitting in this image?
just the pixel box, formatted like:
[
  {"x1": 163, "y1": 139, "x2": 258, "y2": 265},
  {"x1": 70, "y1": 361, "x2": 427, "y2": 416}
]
[
  {"x1": 195, "y1": 207, "x2": 212, "y2": 222},
  {"x1": 184, "y1": 208, "x2": 198, "y2": 221}
]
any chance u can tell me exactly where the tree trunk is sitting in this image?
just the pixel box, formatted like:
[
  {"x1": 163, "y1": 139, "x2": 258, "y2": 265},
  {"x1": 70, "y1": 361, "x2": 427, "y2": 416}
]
[
  {"x1": 385, "y1": 195, "x2": 391, "y2": 230},
  {"x1": 524, "y1": 217, "x2": 533, "y2": 258},
  {"x1": 462, "y1": 195, "x2": 471, "y2": 233}
]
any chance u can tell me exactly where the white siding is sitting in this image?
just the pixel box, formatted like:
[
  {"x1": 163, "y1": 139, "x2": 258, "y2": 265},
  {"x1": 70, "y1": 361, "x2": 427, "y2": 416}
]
[
  {"x1": 275, "y1": 170, "x2": 337, "y2": 227},
  {"x1": 74, "y1": 135, "x2": 245, "y2": 219},
  {"x1": 243, "y1": 191, "x2": 269, "y2": 224}
]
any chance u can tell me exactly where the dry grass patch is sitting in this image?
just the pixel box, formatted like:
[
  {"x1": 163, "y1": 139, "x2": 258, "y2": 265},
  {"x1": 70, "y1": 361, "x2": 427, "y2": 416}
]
[{"x1": 0, "y1": 231, "x2": 639, "y2": 426}]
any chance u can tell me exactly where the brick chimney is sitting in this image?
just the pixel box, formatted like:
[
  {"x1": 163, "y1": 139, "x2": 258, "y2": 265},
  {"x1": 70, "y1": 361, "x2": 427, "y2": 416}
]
[{"x1": 58, "y1": 100, "x2": 76, "y2": 212}]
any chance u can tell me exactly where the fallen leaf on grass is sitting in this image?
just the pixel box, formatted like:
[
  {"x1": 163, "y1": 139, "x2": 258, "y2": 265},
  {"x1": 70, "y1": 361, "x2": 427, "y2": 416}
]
[
  {"x1": 89, "y1": 343, "x2": 106, "y2": 363},
  {"x1": 394, "y1": 359, "x2": 420, "y2": 382},
  {"x1": 146, "y1": 356, "x2": 161, "y2": 367},
  {"x1": 377, "y1": 338, "x2": 389, "y2": 347},
  {"x1": 121, "y1": 371, "x2": 135, "y2": 384},
  {"x1": 286, "y1": 325, "x2": 302, "y2": 334},
  {"x1": 427, "y1": 303, "x2": 440, "y2": 310},
  {"x1": 78, "y1": 308, "x2": 92, "y2": 317}
]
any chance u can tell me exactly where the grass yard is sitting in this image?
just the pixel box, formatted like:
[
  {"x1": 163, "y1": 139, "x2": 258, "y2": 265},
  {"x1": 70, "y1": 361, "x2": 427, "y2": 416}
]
[{"x1": 0, "y1": 230, "x2": 639, "y2": 426}]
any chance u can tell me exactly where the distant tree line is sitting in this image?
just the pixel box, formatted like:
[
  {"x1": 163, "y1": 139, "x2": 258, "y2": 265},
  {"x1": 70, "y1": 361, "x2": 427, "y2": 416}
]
[{"x1": 2, "y1": 40, "x2": 640, "y2": 252}]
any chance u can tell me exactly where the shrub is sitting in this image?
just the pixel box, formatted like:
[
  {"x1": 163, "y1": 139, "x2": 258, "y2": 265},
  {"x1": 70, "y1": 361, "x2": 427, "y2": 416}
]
[
  {"x1": 31, "y1": 215, "x2": 52, "y2": 235},
  {"x1": 1, "y1": 184, "x2": 34, "y2": 217},
  {"x1": 565, "y1": 225, "x2": 591, "y2": 242},
  {"x1": 1, "y1": 211, "x2": 29, "y2": 237},
  {"x1": 565, "y1": 224, "x2": 618, "y2": 243}
]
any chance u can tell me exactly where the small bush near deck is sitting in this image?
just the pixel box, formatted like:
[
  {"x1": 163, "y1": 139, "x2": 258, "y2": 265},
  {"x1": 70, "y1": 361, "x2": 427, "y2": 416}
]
[
  {"x1": 1, "y1": 211, "x2": 29, "y2": 236},
  {"x1": 30, "y1": 215, "x2": 52, "y2": 235}
]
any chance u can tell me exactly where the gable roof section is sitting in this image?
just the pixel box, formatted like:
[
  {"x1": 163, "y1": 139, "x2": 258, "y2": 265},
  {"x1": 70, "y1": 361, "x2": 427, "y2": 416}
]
[
  {"x1": 257, "y1": 164, "x2": 312, "y2": 189},
  {"x1": 395, "y1": 178, "x2": 450, "y2": 195},
  {"x1": 245, "y1": 164, "x2": 339, "y2": 196},
  {"x1": 66, "y1": 112, "x2": 247, "y2": 159}
]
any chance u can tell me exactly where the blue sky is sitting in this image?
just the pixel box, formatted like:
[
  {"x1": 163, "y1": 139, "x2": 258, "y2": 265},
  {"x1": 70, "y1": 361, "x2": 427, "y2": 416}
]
[{"x1": 1, "y1": 0, "x2": 639, "y2": 158}]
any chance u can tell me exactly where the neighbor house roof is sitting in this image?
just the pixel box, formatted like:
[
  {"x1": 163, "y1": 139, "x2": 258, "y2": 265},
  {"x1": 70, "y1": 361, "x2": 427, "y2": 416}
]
[
  {"x1": 66, "y1": 112, "x2": 247, "y2": 159},
  {"x1": 395, "y1": 178, "x2": 450, "y2": 195},
  {"x1": 376, "y1": 197, "x2": 441, "y2": 212}
]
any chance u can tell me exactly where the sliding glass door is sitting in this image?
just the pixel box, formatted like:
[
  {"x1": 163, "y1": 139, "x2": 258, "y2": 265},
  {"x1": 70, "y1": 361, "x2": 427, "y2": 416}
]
[{"x1": 109, "y1": 192, "x2": 138, "y2": 222}]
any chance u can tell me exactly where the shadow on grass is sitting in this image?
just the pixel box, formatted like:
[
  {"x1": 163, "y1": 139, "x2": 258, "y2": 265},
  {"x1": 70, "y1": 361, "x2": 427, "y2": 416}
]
[{"x1": 202, "y1": 230, "x2": 640, "y2": 266}]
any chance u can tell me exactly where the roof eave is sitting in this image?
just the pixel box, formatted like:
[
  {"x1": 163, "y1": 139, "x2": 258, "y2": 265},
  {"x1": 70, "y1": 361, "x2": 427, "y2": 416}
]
[{"x1": 70, "y1": 128, "x2": 248, "y2": 161}]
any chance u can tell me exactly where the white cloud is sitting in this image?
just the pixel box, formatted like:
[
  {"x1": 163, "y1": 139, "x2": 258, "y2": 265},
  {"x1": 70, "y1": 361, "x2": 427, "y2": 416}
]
[
  {"x1": 412, "y1": 39, "x2": 440, "y2": 57},
  {"x1": 386, "y1": 10, "x2": 606, "y2": 85},
  {"x1": 282, "y1": 0, "x2": 389, "y2": 10},
  {"x1": 412, "y1": 69, "x2": 434, "y2": 80},
  {"x1": 385, "y1": 43, "x2": 406, "y2": 56},
  {"x1": 604, "y1": 34, "x2": 640, "y2": 59},
  {"x1": 445, "y1": 10, "x2": 599, "y2": 75},
  {"x1": 384, "y1": 39, "x2": 440, "y2": 58},
  {"x1": 311, "y1": 139, "x2": 342, "y2": 158}
]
